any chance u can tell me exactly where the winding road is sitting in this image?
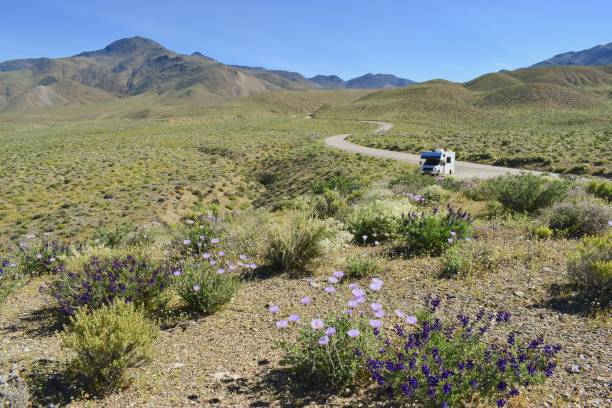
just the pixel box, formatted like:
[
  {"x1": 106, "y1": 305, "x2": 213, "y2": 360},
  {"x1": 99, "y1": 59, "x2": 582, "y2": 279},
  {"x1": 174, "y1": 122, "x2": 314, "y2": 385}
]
[{"x1": 325, "y1": 121, "x2": 537, "y2": 179}]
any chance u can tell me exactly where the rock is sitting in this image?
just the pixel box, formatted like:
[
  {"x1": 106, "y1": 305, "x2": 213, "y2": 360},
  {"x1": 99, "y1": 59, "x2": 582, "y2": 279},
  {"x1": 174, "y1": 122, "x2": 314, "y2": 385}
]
[
  {"x1": 514, "y1": 290, "x2": 524, "y2": 297},
  {"x1": 212, "y1": 371, "x2": 241, "y2": 383},
  {"x1": 542, "y1": 267, "x2": 553, "y2": 272},
  {"x1": 565, "y1": 364, "x2": 580, "y2": 373}
]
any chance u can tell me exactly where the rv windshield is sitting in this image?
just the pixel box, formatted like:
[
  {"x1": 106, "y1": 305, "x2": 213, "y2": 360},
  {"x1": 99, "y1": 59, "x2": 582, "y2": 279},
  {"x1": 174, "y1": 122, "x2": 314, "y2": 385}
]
[{"x1": 423, "y1": 158, "x2": 443, "y2": 166}]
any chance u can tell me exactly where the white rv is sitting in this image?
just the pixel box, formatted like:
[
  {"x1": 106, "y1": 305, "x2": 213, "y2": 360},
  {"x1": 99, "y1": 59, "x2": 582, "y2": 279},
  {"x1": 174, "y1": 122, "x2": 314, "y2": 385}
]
[{"x1": 420, "y1": 149, "x2": 455, "y2": 176}]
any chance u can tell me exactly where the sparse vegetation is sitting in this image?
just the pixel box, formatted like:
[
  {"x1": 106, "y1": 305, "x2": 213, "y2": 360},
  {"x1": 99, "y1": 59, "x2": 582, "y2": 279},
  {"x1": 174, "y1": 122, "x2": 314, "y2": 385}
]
[
  {"x1": 398, "y1": 208, "x2": 472, "y2": 257},
  {"x1": 471, "y1": 174, "x2": 568, "y2": 213},
  {"x1": 280, "y1": 314, "x2": 377, "y2": 389},
  {"x1": 345, "y1": 200, "x2": 404, "y2": 244},
  {"x1": 61, "y1": 301, "x2": 158, "y2": 395},
  {"x1": 544, "y1": 199, "x2": 611, "y2": 237},
  {"x1": 265, "y1": 211, "x2": 333, "y2": 276},
  {"x1": 174, "y1": 259, "x2": 240, "y2": 315},
  {"x1": 587, "y1": 179, "x2": 612, "y2": 201},
  {"x1": 345, "y1": 254, "x2": 382, "y2": 279},
  {"x1": 567, "y1": 232, "x2": 612, "y2": 309}
]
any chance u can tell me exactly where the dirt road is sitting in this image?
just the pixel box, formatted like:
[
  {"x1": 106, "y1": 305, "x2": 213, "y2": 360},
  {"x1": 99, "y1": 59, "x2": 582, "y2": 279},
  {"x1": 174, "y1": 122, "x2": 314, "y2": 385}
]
[{"x1": 325, "y1": 121, "x2": 538, "y2": 179}]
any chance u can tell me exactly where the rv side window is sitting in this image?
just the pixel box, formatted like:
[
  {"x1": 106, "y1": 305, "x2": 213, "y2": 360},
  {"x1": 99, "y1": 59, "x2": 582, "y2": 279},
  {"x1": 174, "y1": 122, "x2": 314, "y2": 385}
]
[{"x1": 447, "y1": 157, "x2": 452, "y2": 163}]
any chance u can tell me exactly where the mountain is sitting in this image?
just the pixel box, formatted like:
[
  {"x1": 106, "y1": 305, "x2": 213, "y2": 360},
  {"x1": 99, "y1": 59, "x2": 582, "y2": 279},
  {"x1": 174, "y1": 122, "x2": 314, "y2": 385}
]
[
  {"x1": 532, "y1": 42, "x2": 612, "y2": 67},
  {"x1": 231, "y1": 66, "x2": 318, "y2": 90},
  {"x1": 0, "y1": 37, "x2": 417, "y2": 113},
  {"x1": 309, "y1": 74, "x2": 346, "y2": 89},
  {"x1": 309, "y1": 73, "x2": 416, "y2": 89},
  {"x1": 345, "y1": 73, "x2": 416, "y2": 89}
]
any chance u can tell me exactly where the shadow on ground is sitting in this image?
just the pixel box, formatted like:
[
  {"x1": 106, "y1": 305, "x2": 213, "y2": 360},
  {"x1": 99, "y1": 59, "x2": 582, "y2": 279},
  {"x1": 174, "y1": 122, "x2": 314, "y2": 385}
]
[
  {"x1": 535, "y1": 283, "x2": 604, "y2": 316},
  {"x1": 1, "y1": 306, "x2": 66, "y2": 338},
  {"x1": 25, "y1": 359, "x2": 77, "y2": 406},
  {"x1": 223, "y1": 365, "x2": 394, "y2": 408}
]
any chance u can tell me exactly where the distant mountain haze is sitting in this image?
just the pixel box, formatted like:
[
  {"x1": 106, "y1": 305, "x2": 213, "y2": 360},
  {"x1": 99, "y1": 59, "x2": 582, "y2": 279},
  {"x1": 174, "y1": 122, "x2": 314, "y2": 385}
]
[
  {"x1": 0, "y1": 36, "x2": 416, "y2": 113},
  {"x1": 309, "y1": 73, "x2": 415, "y2": 89}
]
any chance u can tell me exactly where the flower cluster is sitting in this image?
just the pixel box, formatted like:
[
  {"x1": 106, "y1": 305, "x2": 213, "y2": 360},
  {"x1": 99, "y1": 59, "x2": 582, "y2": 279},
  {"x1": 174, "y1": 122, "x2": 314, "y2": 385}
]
[
  {"x1": 399, "y1": 206, "x2": 472, "y2": 256},
  {"x1": 173, "y1": 236, "x2": 252, "y2": 314},
  {"x1": 268, "y1": 277, "x2": 560, "y2": 404},
  {"x1": 15, "y1": 235, "x2": 67, "y2": 276},
  {"x1": 48, "y1": 255, "x2": 172, "y2": 315},
  {"x1": 403, "y1": 193, "x2": 425, "y2": 203},
  {"x1": 179, "y1": 215, "x2": 224, "y2": 257},
  {"x1": 364, "y1": 298, "x2": 561, "y2": 407}
]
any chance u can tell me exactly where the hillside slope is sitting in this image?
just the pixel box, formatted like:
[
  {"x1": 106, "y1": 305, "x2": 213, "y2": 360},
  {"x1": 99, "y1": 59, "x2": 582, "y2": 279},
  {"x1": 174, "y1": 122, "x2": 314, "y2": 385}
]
[{"x1": 317, "y1": 65, "x2": 612, "y2": 122}]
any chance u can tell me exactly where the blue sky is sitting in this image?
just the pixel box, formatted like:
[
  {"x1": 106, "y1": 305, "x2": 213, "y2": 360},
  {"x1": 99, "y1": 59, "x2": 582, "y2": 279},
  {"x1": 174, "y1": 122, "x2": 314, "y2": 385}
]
[{"x1": 1, "y1": 0, "x2": 611, "y2": 82}]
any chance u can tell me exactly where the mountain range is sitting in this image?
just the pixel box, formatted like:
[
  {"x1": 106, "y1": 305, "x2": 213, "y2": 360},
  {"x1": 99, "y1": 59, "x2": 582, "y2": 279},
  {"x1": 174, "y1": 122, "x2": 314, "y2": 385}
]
[
  {"x1": 532, "y1": 42, "x2": 612, "y2": 67},
  {"x1": 0, "y1": 37, "x2": 414, "y2": 113},
  {"x1": 1, "y1": 36, "x2": 611, "y2": 115}
]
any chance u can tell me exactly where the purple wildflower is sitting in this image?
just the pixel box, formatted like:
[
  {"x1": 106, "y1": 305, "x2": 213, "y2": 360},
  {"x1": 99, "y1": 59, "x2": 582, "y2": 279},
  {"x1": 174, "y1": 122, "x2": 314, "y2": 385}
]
[
  {"x1": 369, "y1": 278, "x2": 383, "y2": 291},
  {"x1": 311, "y1": 319, "x2": 324, "y2": 330},
  {"x1": 369, "y1": 319, "x2": 382, "y2": 329},
  {"x1": 347, "y1": 328, "x2": 360, "y2": 338},
  {"x1": 325, "y1": 327, "x2": 336, "y2": 336}
]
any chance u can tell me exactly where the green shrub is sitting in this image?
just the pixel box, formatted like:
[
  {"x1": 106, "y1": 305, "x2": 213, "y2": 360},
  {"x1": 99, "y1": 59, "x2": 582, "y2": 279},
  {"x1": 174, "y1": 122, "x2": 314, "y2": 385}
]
[
  {"x1": 398, "y1": 208, "x2": 472, "y2": 257},
  {"x1": 345, "y1": 254, "x2": 382, "y2": 279},
  {"x1": 313, "y1": 189, "x2": 348, "y2": 218},
  {"x1": 534, "y1": 225, "x2": 553, "y2": 240},
  {"x1": 419, "y1": 184, "x2": 451, "y2": 203},
  {"x1": 587, "y1": 180, "x2": 612, "y2": 201},
  {"x1": 0, "y1": 257, "x2": 24, "y2": 304},
  {"x1": 174, "y1": 260, "x2": 240, "y2": 314},
  {"x1": 439, "y1": 239, "x2": 501, "y2": 278},
  {"x1": 92, "y1": 221, "x2": 141, "y2": 248},
  {"x1": 567, "y1": 232, "x2": 611, "y2": 309},
  {"x1": 389, "y1": 170, "x2": 436, "y2": 191},
  {"x1": 61, "y1": 301, "x2": 158, "y2": 395},
  {"x1": 346, "y1": 201, "x2": 400, "y2": 245},
  {"x1": 312, "y1": 175, "x2": 362, "y2": 196},
  {"x1": 265, "y1": 212, "x2": 333, "y2": 276},
  {"x1": 48, "y1": 254, "x2": 172, "y2": 316},
  {"x1": 470, "y1": 174, "x2": 568, "y2": 213},
  {"x1": 281, "y1": 314, "x2": 377, "y2": 389},
  {"x1": 545, "y1": 200, "x2": 611, "y2": 238},
  {"x1": 439, "y1": 245, "x2": 472, "y2": 277}
]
